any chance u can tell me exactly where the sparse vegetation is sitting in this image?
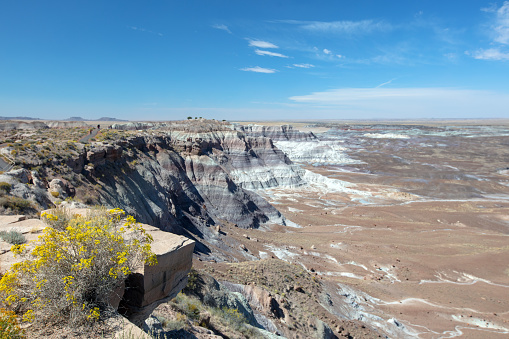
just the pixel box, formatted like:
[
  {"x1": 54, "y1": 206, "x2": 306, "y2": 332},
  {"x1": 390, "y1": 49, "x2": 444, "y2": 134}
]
[
  {"x1": 183, "y1": 269, "x2": 198, "y2": 292},
  {"x1": 0, "y1": 207, "x2": 157, "y2": 327},
  {"x1": 0, "y1": 308, "x2": 25, "y2": 339},
  {"x1": 160, "y1": 292, "x2": 262, "y2": 338},
  {"x1": 0, "y1": 182, "x2": 11, "y2": 193},
  {"x1": 0, "y1": 196, "x2": 33, "y2": 213},
  {"x1": 0, "y1": 230, "x2": 26, "y2": 245}
]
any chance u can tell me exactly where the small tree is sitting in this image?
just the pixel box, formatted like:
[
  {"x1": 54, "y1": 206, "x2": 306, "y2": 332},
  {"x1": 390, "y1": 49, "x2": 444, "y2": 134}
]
[
  {"x1": 187, "y1": 116, "x2": 192, "y2": 120},
  {"x1": 0, "y1": 207, "x2": 157, "y2": 326}
]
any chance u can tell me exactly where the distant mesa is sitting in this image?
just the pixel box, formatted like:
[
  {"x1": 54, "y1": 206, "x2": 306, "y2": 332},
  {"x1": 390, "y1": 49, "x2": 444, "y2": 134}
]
[
  {"x1": 65, "y1": 116, "x2": 128, "y2": 122},
  {"x1": 0, "y1": 116, "x2": 41, "y2": 120},
  {"x1": 97, "y1": 117, "x2": 128, "y2": 121}
]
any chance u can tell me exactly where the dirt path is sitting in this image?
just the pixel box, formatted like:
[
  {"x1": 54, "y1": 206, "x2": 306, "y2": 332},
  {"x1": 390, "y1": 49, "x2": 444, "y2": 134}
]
[{"x1": 79, "y1": 128, "x2": 100, "y2": 143}]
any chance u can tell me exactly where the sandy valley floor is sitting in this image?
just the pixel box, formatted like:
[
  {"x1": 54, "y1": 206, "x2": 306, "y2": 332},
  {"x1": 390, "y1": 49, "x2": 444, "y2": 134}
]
[{"x1": 199, "y1": 122, "x2": 509, "y2": 338}]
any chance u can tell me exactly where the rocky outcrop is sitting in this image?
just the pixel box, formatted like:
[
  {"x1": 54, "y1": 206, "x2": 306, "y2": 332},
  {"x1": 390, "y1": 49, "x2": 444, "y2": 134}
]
[
  {"x1": 80, "y1": 132, "x2": 293, "y2": 233},
  {"x1": 233, "y1": 124, "x2": 317, "y2": 141},
  {"x1": 119, "y1": 223, "x2": 195, "y2": 326},
  {"x1": 111, "y1": 122, "x2": 167, "y2": 130},
  {"x1": 0, "y1": 169, "x2": 53, "y2": 210},
  {"x1": 167, "y1": 130, "x2": 306, "y2": 190},
  {"x1": 48, "y1": 178, "x2": 75, "y2": 199},
  {"x1": 189, "y1": 274, "x2": 260, "y2": 328},
  {"x1": 0, "y1": 120, "x2": 48, "y2": 130},
  {"x1": 274, "y1": 140, "x2": 360, "y2": 165},
  {"x1": 315, "y1": 319, "x2": 338, "y2": 339},
  {"x1": 221, "y1": 281, "x2": 288, "y2": 334},
  {"x1": 0, "y1": 120, "x2": 88, "y2": 130},
  {"x1": 86, "y1": 144, "x2": 123, "y2": 165},
  {"x1": 46, "y1": 121, "x2": 89, "y2": 128}
]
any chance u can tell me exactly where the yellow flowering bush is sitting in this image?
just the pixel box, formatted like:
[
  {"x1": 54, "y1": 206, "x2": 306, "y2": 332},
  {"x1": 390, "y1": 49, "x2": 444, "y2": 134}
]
[{"x1": 0, "y1": 207, "x2": 157, "y2": 326}]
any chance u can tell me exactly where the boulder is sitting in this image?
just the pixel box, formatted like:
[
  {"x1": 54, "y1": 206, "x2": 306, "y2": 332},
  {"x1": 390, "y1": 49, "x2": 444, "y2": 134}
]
[
  {"x1": 119, "y1": 223, "x2": 195, "y2": 326},
  {"x1": 106, "y1": 314, "x2": 153, "y2": 339},
  {"x1": 48, "y1": 178, "x2": 75, "y2": 199},
  {"x1": 0, "y1": 169, "x2": 31, "y2": 185},
  {"x1": 142, "y1": 315, "x2": 164, "y2": 336},
  {"x1": 315, "y1": 319, "x2": 337, "y2": 339}
]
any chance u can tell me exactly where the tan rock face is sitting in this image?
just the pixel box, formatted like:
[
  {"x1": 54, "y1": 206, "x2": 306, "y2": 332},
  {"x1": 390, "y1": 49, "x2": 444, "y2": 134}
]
[{"x1": 119, "y1": 223, "x2": 195, "y2": 326}]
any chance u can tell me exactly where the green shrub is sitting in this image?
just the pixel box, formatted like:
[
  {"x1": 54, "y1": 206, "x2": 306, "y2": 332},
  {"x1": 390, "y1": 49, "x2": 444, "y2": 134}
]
[
  {"x1": 184, "y1": 269, "x2": 198, "y2": 292},
  {"x1": 0, "y1": 196, "x2": 32, "y2": 213},
  {"x1": 0, "y1": 230, "x2": 26, "y2": 245},
  {"x1": 0, "y1": 207, "x2": 157, "y2": 326},
  {"x1": 215, "y1": 307, "x2": 248, "y2": 332},
  {"x1": 175, "y1": 293, "x2": 201, "y2": 320},
  {"x1": 0, "y1": 182, "x2": 11, "y2": 193},
  {"x1": 0, "y1": 308, "x2": 25, "y2": 339},
  {"x1": 160, "y1": 313, "x2": 188, "y2": 331}
]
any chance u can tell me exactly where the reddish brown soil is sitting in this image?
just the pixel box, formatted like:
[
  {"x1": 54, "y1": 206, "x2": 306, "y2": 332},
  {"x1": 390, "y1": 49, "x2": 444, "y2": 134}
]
[{"x1": 199, "y1": 126, "x2": 509, "y2": 338}]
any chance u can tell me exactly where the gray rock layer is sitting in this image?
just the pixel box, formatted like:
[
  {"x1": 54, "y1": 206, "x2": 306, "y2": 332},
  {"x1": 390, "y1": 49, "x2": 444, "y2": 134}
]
[
  {"x1": 4, "y1": 126, "x2": 318, "y2": 259},
  {"x1": 233, "y1": 124, "x2": 317, "y2": 141}
]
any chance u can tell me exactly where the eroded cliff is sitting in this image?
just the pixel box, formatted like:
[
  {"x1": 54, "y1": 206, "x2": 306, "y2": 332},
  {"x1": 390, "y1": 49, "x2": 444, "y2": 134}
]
[{"x1": 1, "y1": 120, "x2": 314, "y2": 261}]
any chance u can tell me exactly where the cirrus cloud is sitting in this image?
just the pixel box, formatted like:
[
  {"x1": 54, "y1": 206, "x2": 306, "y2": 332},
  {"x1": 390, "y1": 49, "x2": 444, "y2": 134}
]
[
  {"x1": 212, "y1": 24, "x2": 232, "y2": 34},
  {"x1": 493, "y1": 1, "x2": 509, "y2": 44},
  {"x1": 274, "y1": 19, "x2": 392, "y2": 35},
  {"x1": 255, "y1": 49, "x2": 289, "y2": 58},
  {"x1": 248, "y1": 40, "x2": 278, "y2": 48},
  {"x1": 241, "y1": 66, "x2": 277, "y2": 73},
  {"x1": 469, "y1": 2, "x2": 509, "y2": 61},
  {"x1": 293, "y1": 63, "x2": 315, "y2": 68}
]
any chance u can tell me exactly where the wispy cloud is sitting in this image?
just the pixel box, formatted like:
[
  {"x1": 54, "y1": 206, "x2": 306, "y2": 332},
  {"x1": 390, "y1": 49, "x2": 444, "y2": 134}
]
[
  {"x1": 255, "y1": 49, "x2": 289, "y2": 58},
  {"x1": 292, "y1": 63, "x2": 315, "y2": 68},
  {"x1": 241, "y1": 66, "x2": 277, "y2": 73},
  {"x1": 470, "y1": 2, "x2": 509, "y2": 61},
  {"x1": 275, "y1": 19, "x2": 392, "y2": 35},
  {"x1": 212, "y1": 24, "x2": 232, "y2": 34},
  {"x1": 323, "y1": 48, "x2": 331, "y2": 55},
  {"x1": 470, "y1": 48, "x2": 509, "y2": 60},
  {"x1": 493, "y1": 1, "x2": 509, "y2": 44},
  {"x1": 375, "y1": 78, "x2": 396, "y2": 88},
  {"x1": 288, "y1": 87, "x2": 509, "y2": 118},
  {"x1": 129, "y1": 26, "x2": 163, "y2": 37},
  {"x1": 248, "y1": 40, "x2": 278, "y2": 48},
  {"x1": 481, "y1": 4, "x2": 498, "y2": 13}
]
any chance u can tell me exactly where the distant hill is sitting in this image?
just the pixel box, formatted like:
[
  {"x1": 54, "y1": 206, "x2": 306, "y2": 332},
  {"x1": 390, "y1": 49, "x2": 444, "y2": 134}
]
[
  {"x1": 0, "y1": 116, "x2": 41, "y2": 120},
  {"x1": 64, "y1": 117, "x2": 128, "y2": 121},
  {"x1": 0, "y1": 116, "x2": 128, "y2": 122},
  {"x1": 97, "y1": 117, "x2": 128, "y2": 121}
]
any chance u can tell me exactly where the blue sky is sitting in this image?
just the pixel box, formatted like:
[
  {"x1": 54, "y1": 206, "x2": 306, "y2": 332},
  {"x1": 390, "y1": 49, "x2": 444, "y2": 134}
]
[{"x1": 1, "y1": 0, "x2": 508, "y2": 121}]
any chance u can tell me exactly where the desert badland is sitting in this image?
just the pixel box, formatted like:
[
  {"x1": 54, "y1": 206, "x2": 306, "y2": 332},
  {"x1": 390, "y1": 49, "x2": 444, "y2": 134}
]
[{"x1": 1, "y1": 119, "x2": 509, "y2": 338}]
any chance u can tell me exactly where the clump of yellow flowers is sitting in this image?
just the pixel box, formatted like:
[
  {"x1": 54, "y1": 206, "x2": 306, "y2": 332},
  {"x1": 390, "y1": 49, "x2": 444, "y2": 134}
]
[{"x1": 0, "y1": 206, "x2": 157, "y2": 326}]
